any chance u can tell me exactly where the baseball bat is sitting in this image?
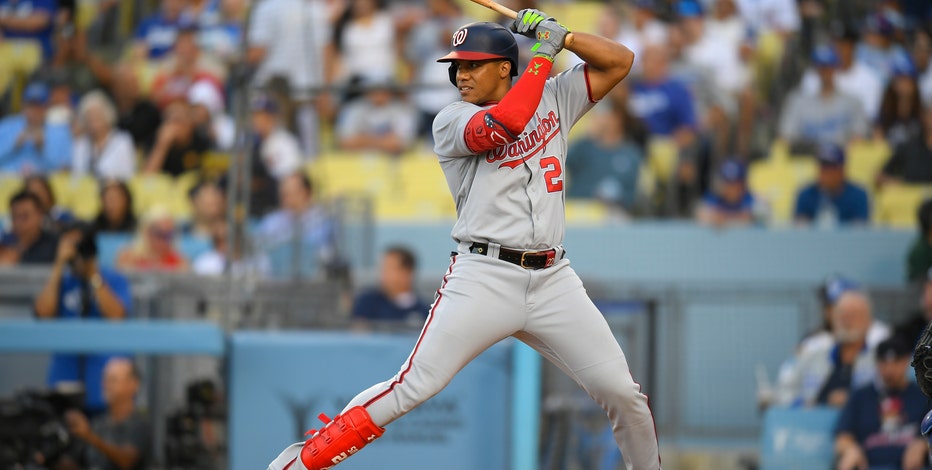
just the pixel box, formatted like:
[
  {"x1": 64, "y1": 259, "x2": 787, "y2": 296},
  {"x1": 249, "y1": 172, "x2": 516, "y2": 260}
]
[{"x1": 468, "y1": 0, "x2": 575, "y2": 47}]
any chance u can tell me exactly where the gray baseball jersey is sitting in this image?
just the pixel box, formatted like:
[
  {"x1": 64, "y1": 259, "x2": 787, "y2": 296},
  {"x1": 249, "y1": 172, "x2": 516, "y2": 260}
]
[{"x1": 268, "y1": 64, "x2": 661, "y2": 470}]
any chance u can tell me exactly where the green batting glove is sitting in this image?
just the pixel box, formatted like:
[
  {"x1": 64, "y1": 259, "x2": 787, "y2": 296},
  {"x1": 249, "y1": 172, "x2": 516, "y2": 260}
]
[
  {"x1": 510, "y1": 8, "x2": 551, "y2": 38},
  {"x1": 530, "y1": 19, "x2": 569, "y2": 61}
]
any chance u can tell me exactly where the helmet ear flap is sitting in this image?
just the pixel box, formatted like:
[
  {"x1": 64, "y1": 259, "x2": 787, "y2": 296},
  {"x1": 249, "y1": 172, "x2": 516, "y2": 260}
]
[{"x1": 448, "y1": 63, "x2": 458, "y2": 86}]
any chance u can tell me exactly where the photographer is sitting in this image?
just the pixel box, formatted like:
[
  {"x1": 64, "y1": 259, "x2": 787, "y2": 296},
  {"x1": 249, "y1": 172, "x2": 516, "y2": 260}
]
[
  {"x1": 34, "y1": 223, "x2": 132, "y2": 415},
  {"x1": 54, "y1": 357, "x2": 151, "y2": 470}
]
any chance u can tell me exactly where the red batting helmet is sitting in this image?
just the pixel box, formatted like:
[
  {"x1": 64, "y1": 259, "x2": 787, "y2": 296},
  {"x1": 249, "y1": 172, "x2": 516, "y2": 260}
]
[{"x1": 437, "y1": 22, "x2": 519, "y2": 86}]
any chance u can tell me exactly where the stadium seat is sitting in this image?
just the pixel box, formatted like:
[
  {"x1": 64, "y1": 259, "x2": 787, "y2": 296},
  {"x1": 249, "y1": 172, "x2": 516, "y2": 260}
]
[
  {"x1": 845, "y1": 140, "x2": 890, "y2": 193},
  {"x1": 129, "y1": 174, "x2": 176, "y2": 218},
  {"x1": 0, "y1": 173, "x2": 24, "y2": 216},
  {"x1": 309, "y1": 152, "x2": 392, "y2": 199},
  {"x1": 646, "y1": 138, "x2": 678, "y2": 183},
  {"x1": 565, "y1": 199, "x2": 609, "y2": 225},
  {"x1": 874, "y1": 184, "x2": 932, "y2": 228},
  {"x1": 749, "y1": 163, "x2": 801, "y2": 226},
  {"x1": 759, "y1": 406, "x2": 839, "y2": 470},
  {"x1": 48, "y1": 173, "x2": 101, "y2": 220}
]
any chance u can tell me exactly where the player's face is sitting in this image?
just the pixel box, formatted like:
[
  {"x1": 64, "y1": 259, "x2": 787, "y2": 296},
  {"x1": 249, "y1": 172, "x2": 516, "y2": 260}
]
[{"x1": 452, "y1": 59, "x2": 511, "y2": 105}]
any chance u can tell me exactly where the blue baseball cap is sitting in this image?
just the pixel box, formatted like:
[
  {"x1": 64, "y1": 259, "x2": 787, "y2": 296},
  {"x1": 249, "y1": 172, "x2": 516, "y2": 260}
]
[
  {"x1": 822, "y1": 274, "x2": 858, "y2": 305},
  {"x1": 811, "y1": 44, "x2": 840, "y2": 68},
  {"x1": 677, "y1": 0, "x2": 703, "y2": 18},
  {"x1": 816, "y1": 143, "x2": 846, "y2": 167},
  {"x1": 23, "y1": 82, "x2": 49, "y2": 105},
  {"x1": 718, "y1": 159, "x2": 746, "y2": 183},
  {"x1": 890, "y1": 53, "x2": 917, "y2": 78}
]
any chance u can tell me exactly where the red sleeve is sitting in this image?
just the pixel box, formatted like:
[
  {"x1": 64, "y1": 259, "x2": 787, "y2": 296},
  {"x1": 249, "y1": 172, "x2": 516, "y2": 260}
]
[{"x1": 464, "y1": 56, "x2": 554, "y2": 153}]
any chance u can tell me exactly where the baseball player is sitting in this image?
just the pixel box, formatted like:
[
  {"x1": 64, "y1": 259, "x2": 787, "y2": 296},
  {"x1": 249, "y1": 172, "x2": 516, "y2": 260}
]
[{"x1": 268, "y1": 10, "x2": 660, "y2": 470}]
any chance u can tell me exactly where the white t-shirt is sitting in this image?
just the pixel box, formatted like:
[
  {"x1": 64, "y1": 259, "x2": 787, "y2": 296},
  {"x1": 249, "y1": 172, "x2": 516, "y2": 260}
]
[
  {"x1": 337, "y1": 98, "x2": 418, "y2": 150},
  {"x1": 71, "y1": 131, "x2": 136, "y2": 181},
  {"x1": 338, "y1": 13, "x2": 396, "y2": 83},
  {"x1": 249, "y1": 0, "x2": 331, "y2": 94},
  {"x1": 799, "y1": 62, "x2": 885, "y2": 120},
  {"x1": 685, "y1": 19, "x2": 750, "y2": 94},
  {"x1": 735, "y1": 0, "x2": 800, "y2": 34},
  {"x1": 615, "y1": 20, "x2": 668, "y2": 74},
  {"x1": 260, "y1": 127, "x2": 303, "y2": 179}
]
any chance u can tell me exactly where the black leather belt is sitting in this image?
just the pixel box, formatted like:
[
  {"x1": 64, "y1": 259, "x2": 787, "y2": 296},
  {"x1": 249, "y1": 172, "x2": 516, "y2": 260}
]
[{"x1": 469, "y1": 242, "x2": 561, "y2": 269}]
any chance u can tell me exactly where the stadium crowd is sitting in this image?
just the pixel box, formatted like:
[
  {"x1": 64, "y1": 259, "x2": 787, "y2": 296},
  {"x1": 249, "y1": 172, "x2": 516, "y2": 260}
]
[{"x1": 0, "y1": 0, "x2": 930, "y2": 276}]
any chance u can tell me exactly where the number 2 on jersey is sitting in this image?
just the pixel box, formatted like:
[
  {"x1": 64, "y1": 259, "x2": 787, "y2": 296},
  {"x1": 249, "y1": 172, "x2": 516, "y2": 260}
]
[{"x1": 540, "y1": 156, "x2": 564, "y2": 193}]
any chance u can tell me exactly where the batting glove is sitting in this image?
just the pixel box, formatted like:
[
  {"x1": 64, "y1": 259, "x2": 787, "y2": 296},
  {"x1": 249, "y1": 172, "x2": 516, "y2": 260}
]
[
  {"x1": 530, "y1": 19, "x2": 570, "y2": 61},
  {"x1": 510, "y1": 8, "x2": 552, "y2": 38}
]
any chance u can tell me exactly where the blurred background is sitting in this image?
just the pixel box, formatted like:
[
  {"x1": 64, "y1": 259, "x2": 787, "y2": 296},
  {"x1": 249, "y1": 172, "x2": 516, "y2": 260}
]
[{"x1": 0, "y1": 0, "x2": 931, "y2": 468}]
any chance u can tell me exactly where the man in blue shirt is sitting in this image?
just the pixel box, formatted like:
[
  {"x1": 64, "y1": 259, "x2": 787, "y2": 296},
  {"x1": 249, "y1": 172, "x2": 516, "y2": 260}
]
[
  {"x1": 696, "y1": 159, "x2": 757, "y2": 227},
  {"x1": 835, "y1": 337, "x2": 929, "y2": 470},
  {"x1": 0, "y1": 0, "x2": 55, "y2": 58},
  {"x1": 0, "y1": 82, "x2": 72, "y2": 174},
  {"x1": 133, "y1": 0, "x2": 186, "y2": 60},
  {"x1": 794, "y1": 143, "x2": 870, "y2": 226},
  {"x1": 33, "y1": 223, "x2": 133, "y2": 415},
  {"x1": 351, "y1": 246, "x2": 429, "y2": 330}
]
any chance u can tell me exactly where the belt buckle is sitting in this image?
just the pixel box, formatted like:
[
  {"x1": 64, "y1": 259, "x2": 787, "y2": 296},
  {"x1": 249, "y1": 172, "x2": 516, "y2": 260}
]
[{"x1": 519, "y1": 251, "x2": 536, "y2": 269}]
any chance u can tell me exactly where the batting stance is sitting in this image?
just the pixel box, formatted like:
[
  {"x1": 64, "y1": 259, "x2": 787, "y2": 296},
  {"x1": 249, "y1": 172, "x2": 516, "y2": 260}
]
[{"x1": 269, "y1": 10, "x2": 660, "y2": 470}]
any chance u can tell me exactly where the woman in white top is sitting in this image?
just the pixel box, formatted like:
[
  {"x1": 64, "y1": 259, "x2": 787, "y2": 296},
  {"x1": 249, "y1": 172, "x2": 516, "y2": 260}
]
[{"x1": 72, "y1": 91, "x2": 137, "y2": 181}]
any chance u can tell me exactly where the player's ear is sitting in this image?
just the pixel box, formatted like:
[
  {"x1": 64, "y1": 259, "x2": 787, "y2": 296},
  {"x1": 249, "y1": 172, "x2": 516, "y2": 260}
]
[{"x1": 500, "y1": 60, "x2": 511, "y2": 79}]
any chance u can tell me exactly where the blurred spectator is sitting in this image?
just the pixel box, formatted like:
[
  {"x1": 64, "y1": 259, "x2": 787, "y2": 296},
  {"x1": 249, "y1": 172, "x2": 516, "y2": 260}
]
[
  {"x1": 92, "y1": 181, "x2": 137, "y2": 234},
  {"x1": 797, "y1": 276, "x2": 892, "y2": 357},
  {"x1": 566, "y1": 103, "x2": 645, "y2": 215},
  {"x1": 24, "y1": 174, "x2": 75, "y2": 230},
  {"x1": 779, "y1": 45, "x2": 869, "y2": 154},
  {"x1": 193, "y1": 219, "x2": 270, "y2": 278},
  {"x1": 894, "y1": 267, "x2": 932, "y2": 347},
  {"x1": 111, "y1": 65, "x2": 163, "y2": 152},
  {"x1": 914, "y1": 28, "x2": 932, "y2": 106},
  {"x1": 695, "y1": 159, "x2": 758, "y2": 227},
  {"x1": 615, "y1": 0, "x2": 668, "y2": 73},
  {"x1": 336, "y1": 78, "x2": 418, "y2": 156},
  {"x1": 800, "y1": 27, "x2": 883, "y2": 122},
  {"x1": 143, "y1": 101, "x2": 212, "y2": 176},
  {"x1": 856, "y1": 9, "x2": 909, "y2": 85},
  {"x1": 253, "y1": 172, "x2": 339, "y2": 276},
  {"x1": 907, "y1": 200, "x2": 932, "y2": 283},
  {"x1": 879, "y1": 104, "x2": 932, "y2": 187},
  {"x1": 333, "y1": 0, "x2": 397, "y2": 88},
  {"x1": 0, "y1": 0, "x2": 56, "y2": 59},
  {"x1": 188, "y1": 76, "x2": 235, "y2": 152},
  {"x1": 834, "y1": 337, "x2": 929, "y2": 470},
  {"x1": 186, "y1": 0, "x2": 221, "y2": 29},
  {"x1": 248, "y1": 95, "x2": 302, "y2": 216},
  {"x1": 351, "y1": 245, "x2": 429, "y2": 330},
  {"x1": 401, "y1": 0, "x2": 468, "y2": 141},
  {"x1": 0, "y1": 82, "x2": 72, "y2": 174},
  {"x1": 628, "y1": 44, "x2": 700, "y2": 212},
  {"x1": 46, "y1": 75, "x2": 76, "y2": 126},
  {"x1": 72, "y1": 91, "x2": 136, "y2": 182},
  {"x1": 247, "y1": 0, "x2": 334, "y2": 155},
  {"x1": 150, "y1": 24, "x2": 225, "y2": 110},
  {"x1": 59, "y1": 357, "x2": 152, "y2": 470},
  {"x1": 0, "y1": 190, "x2": 57, "y2": 265},
  {"x1": 133, "y1": 0, "x2": 187, "y2": 60},
  {"x1": 777, "y1": 291, "x2": 879, "y2": 408},
  {"x1": 116, "y1": 206, "x2": 189, "y2": 271},
  {"x1": 875, "y1": 54, "x2": 924, "y2": 148},
  {"x1": 33, "y1": 224, "x2": 131, "y2": 414},
  {"x1": 198, "y1": 0, "x2": 246, "y2": 65},
  {"x1": 793, "y1": 143, "x2": 870, "y2": 227},
  {"x1": 184, "y1": 180, "x2": 226, "y2": 240},
  {"x1": 734, "y1": 0, "x2": 800, "y2": 38}
]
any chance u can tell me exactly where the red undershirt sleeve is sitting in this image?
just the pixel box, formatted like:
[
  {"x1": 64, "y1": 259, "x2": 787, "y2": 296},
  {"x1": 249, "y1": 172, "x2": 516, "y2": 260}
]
[{"x1": 464, "y1": 55, "x2": 554, "y2": 153}]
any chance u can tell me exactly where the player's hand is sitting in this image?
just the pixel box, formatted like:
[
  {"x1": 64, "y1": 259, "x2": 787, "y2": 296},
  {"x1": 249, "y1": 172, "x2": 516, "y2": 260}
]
[
  {"x1": 530, "y1": 18, "x2": 569, "y2": 61},
  {"x1": 836, "y1": 445, "x2": 868, "y2": 470},
  {"x1": 510, "y1": 9, "x2": 552, "y2": 39}
]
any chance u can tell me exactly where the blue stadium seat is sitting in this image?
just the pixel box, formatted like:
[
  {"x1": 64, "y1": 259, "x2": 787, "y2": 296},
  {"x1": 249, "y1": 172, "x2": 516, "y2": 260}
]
[{"x1": 759, "y1": 406, "x2": 840, "y2": 470}]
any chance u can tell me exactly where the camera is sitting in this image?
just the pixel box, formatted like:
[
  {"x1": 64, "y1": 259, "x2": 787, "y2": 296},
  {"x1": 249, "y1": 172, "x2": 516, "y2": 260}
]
[
  {"x1": 0, "y1": 388, "x2": 84, "y2": 468},
  {"x1": 164, "y1": 380, "x2": 226, "y2": 470}
]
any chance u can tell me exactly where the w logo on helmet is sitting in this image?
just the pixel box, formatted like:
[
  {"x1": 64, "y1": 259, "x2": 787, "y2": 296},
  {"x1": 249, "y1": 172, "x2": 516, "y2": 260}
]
[
  {"x1": 452, "y1": 28, "x2": 468, "y2": 47},
  {"x1": 537, "y1": 30, "x2": 551, "y2": 40}
]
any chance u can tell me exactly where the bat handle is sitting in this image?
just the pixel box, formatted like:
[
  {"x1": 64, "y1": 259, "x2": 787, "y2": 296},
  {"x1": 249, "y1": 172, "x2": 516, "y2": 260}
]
[{"x1": 481, "y1": 0, "x2": 576, "y2": 47}]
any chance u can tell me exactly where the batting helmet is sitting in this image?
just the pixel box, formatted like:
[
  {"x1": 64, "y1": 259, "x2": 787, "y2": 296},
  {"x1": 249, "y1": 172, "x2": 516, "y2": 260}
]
[{"x1": 437, "y1": 22, "x2": 519, "y2": 86}]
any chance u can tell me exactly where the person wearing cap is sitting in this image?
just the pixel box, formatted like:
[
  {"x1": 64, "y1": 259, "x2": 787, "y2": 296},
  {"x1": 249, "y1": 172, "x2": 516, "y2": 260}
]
[
  {"x1": 188, "y1": 79, "x2": 235, "y2": 151},
  {"x1": 696, "y1": 159, "x2": 758, "y2": 226},
  {"x1": 857, "y1": 9, "x2": 910, "y2": 85},
  {"x1": 779, "y1": 44, "x2": 870, "y2": 155},
  {"x1": 0, "y1": 82, "x2": 72, "y2": 174},
  {"x1": 799, "y1": 276, "x2": 892, "y2": 356},
  {"x1": 800, "y1": 26, "x2": 883, "y2": 121},
  {"x1": 793, "y1": 143, "x2": 870, "y2": 227},
  {"x1": 878, "y1": 102, "x2": 932, "y2": 188},
  {"x1": 72, "y1": 90, "x2": 136, "y2": 182},
  {"x1": 834, "y1": 337, "x2": 930, "y2": 470},
  {"x1": 876, "y1": 53, "x2": 924, "y2": 149},
  {"x1": 336, "y1": 77, "x2": 418, "y2": 156},
  {"x1": 776, "y1": 291, "x2": 885, "y2": 408}
]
